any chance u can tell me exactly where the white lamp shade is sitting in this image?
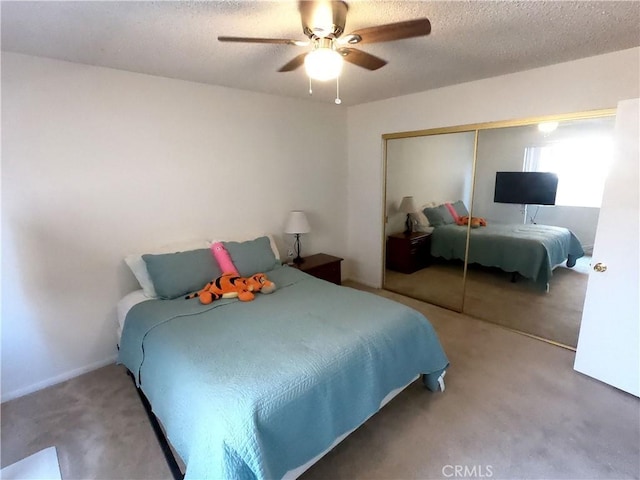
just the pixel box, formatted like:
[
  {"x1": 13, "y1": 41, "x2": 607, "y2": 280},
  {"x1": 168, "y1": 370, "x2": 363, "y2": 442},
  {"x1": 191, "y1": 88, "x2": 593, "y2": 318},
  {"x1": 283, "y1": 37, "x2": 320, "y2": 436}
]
[
  {"x1": 399, "y1": 196, "x2": 417, "y2": 214},
  {"x1": 284, "y1": 211, "x2": 311, "y2": 234}
]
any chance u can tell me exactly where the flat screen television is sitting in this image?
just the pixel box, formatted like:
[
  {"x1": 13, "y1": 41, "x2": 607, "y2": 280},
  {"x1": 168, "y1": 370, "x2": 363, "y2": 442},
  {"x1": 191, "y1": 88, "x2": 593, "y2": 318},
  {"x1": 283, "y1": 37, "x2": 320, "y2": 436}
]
[{"x1": 494, "y1": 171, "x2": 558, "y2": 205}]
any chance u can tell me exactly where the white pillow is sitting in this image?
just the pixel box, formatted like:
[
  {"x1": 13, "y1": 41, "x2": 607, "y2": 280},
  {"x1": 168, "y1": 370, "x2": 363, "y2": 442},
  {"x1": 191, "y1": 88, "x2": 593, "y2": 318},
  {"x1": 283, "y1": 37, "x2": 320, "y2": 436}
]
[
  {"x1": 124, "y1": 239, "x2": 209, "y2": 298},
  {"x1": 414, "y1": 224, "x2": 435, "y2": 234},
  {"x1": 208, "y1": 233, "x2": 280, "y2": 261},
  {"x1": 411, "y1": 202, "x2": 437, "y2": 227}
]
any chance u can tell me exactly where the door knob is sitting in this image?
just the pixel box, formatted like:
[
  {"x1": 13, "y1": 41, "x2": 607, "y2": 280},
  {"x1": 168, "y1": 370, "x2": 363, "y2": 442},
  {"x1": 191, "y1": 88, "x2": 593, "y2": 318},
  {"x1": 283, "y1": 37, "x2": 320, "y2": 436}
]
[{"x1": 593, "y1": 262, "x2": 607, "y2": 273}]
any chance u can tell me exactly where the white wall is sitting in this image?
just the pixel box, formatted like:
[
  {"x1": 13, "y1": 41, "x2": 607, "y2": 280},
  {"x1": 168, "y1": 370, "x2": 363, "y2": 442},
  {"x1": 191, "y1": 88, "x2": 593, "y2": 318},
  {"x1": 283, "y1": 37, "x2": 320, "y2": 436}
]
[
  {"x1": 1, "y1": 53, "x2": 348, "y2": 401},
  {"x1": 346, "y1": 47, "x2": 640, "y2": 286}
]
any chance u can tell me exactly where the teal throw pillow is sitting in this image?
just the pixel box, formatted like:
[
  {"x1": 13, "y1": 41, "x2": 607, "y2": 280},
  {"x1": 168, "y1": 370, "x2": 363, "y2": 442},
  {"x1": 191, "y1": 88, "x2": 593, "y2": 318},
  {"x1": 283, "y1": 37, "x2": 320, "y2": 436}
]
[
  {"x1": 143, "y1": 248, "x2": 221, "y2": 300},
  {"x1": 423, "y1": 205, "x2": 456, "y2": 227},
  {"x1": 224, "y1": 236, "x2": 279, "y2": 277},
  {"x1": 452, "y1": 200, "x2": 469, "y2": 218}
]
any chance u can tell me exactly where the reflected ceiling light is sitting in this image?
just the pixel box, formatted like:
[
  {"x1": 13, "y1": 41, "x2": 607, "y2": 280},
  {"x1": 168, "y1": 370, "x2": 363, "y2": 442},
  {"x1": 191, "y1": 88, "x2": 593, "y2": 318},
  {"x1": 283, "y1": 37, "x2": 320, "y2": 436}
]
[
  {"x1": 538, "y1": 121, "x2": 559, "y2": 133},
  {"x1": 304, "y1": 46, "x2": 343, "y2": 81}
]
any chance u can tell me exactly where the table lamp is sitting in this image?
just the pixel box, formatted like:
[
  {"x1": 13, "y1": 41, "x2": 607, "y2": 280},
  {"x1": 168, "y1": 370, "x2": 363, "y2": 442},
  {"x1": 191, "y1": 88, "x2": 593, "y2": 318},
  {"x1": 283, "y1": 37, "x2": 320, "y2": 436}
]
[
  {"x1": 284, "y1": 211, "x2": 311, "y2": 264},
  {"x1": 399, "y1": 196, "x2": 417, "y2": 234}
]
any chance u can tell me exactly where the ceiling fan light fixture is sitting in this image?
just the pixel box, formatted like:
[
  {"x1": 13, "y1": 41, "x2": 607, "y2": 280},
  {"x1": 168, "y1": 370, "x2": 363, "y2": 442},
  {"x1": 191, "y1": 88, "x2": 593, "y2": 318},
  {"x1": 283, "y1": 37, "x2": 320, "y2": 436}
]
[
  {"x1": 340, "y1": 34, "x2": 361, "y2": 45},
  {"x1": 304, "y1": 47, "x2": 343, "y2": 81}
]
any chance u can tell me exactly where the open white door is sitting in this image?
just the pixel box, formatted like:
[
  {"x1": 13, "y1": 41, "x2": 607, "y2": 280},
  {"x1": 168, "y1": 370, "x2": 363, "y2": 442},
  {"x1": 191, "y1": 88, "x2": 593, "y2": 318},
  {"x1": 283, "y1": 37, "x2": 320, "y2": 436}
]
[{"x1": 574, "y1": 98, "x2": 639, "y2": 397}]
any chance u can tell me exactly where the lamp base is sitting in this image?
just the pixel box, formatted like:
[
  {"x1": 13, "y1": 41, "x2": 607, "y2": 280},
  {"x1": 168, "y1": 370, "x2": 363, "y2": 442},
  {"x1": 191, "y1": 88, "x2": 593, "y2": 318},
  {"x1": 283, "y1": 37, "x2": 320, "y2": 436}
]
[
  {"x1": 293, "y1": 233, "x2": 305, "y2": 264},
  {"x1": 404, "y1": 214, "x2": 413, "y2": 235}
]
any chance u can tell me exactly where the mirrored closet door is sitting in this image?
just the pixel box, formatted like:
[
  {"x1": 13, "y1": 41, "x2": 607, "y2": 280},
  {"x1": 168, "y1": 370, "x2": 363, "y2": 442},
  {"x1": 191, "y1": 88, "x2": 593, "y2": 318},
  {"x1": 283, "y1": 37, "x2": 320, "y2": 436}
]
[
  {"x1": 384, "y1": 130, "x2": 475, "y2": 311},
  {"x1": 383, "y1": 111, "x2": 616, "y2": 349},
  {"x1": 464, "y1": 115, "x2": 616, "y2": 347}
]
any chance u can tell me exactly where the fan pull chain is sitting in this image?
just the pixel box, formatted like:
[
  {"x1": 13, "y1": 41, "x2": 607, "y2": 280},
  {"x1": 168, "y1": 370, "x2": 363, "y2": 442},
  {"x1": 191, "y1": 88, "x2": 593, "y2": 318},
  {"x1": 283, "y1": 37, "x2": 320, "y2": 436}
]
[
  {"x1": 335, "y1": 76, "x2": 342, "y2": 105},
  {"x1": 309, "y1": 77, "x2": 313, "y2": 96}
]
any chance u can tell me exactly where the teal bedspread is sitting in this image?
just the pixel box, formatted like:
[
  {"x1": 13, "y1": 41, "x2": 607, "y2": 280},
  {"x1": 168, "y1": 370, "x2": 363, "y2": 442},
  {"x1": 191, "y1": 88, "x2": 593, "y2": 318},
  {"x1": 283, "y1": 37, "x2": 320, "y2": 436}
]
[
  {"x1": 431, "y1": 223, "x2": 584, "y2": 289},
  {"x1": 118, "y1": 266, "x2": 448, "y2": 480}
]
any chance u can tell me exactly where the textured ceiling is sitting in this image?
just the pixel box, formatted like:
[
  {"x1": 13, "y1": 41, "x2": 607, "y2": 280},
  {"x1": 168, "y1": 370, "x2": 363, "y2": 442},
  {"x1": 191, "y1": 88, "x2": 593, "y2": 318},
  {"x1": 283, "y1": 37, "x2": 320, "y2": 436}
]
[{"x1": 2, "y1": 1, "x2": 639, "y2": 106}]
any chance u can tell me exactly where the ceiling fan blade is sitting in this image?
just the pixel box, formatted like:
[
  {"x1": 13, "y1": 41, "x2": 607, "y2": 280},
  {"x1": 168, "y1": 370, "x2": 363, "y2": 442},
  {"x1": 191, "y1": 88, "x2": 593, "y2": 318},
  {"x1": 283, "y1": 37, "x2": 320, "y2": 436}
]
[
  {"x1": 218, "y1": 36, "x2": 308, "y2": 46},
  {"x1": 278, "y1": 53, "x2": 308, "y2": 72},
  {"x1": 339, "y1": 48, "x2": 387, "y2": 71},
  {"x1": 344, "y1": 18, "x2": 431, "y2": 45}
]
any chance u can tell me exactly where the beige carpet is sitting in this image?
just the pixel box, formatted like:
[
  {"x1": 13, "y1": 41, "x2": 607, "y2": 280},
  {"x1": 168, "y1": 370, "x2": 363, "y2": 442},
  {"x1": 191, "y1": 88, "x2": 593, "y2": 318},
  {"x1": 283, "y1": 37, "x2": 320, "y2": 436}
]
[
  {"x1": 385, "y1": 257, "x2": 590, "y2": 348},
  {"x1": 385, "y1": 260, "x2": 467, "y2": 311},
  {"x1": 2, "y1": 284, "x2": 637, "y2": 480}
]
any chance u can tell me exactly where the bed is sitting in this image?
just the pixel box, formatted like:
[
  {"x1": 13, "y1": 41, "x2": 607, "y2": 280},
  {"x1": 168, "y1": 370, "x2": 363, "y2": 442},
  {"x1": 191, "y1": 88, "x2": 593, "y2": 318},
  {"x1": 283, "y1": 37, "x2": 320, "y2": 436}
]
[
  {"x1": 117, "y1": 260, "x2": 448, "y2": 480},
  {"x1": 429, "y1": 222, "x2": 584, "y2": 289}
]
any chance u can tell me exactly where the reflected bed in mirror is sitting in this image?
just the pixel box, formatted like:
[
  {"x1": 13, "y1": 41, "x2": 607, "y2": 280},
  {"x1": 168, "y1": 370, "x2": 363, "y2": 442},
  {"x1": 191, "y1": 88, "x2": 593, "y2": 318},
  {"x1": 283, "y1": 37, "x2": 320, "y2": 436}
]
[
  {"x1": 465, "y1": 116, "x2": 616, "y2": 347},
  {"x1": 384, "y1": 131, "x2": 476, "y2": 311},
  {"x1": 432, "y1": 221, "x2": 584, "y2": 290}
]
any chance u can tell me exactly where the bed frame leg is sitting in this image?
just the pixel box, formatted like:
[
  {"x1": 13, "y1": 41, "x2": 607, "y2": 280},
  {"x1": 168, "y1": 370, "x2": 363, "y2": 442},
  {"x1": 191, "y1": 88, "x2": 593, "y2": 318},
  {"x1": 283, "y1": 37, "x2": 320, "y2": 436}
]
[
  {"x1": 510, "y1": 272, "x2": 518, "y2": 283},
  {"x1": 128, "y1": 372, "x2": 184, "y2": 480}
]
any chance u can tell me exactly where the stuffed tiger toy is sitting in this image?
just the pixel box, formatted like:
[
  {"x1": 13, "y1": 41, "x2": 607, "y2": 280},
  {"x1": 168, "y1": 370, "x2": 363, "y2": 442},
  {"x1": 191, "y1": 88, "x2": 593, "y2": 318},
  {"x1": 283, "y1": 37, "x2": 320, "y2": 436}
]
[
  {"x1": 185, "y1": 272, "x2": 276, "y2": 305},
  {"x1": 456, "y1": 215, "x2": 487, "y2": 228},
  {"x1": 245, "y1": 272, "x2": 276, "y2": 296}
]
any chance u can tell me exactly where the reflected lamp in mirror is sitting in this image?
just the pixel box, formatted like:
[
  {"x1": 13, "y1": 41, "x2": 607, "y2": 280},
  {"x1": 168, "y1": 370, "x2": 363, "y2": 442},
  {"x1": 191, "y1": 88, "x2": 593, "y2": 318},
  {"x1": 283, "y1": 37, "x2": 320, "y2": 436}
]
[
  {"x1": 284, "y1": 210, "x2": 311, "y2": 264},
  {"x1": 399, "y1": 196, "x2": 417, "y2": 234}
]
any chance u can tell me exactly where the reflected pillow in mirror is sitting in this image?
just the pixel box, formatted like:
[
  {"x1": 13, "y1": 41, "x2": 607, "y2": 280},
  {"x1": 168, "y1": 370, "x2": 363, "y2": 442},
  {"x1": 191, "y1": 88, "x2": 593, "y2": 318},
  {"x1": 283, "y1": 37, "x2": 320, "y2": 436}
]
[
  {"x1": 444, "y1": 203, "x2": 460, "y2": 222},
  {"x1": 410, "y1": 210, "x2": 430, "y2": 228},
  {"x1": 423, "y1": 205, "x2": 456, "y2": 227},
  {"x1": 411, "y1": 202, "x2": 437, "y2": 228},
  {"x1": 452, "y1": 200, "x2": 470, "y2": 218}
]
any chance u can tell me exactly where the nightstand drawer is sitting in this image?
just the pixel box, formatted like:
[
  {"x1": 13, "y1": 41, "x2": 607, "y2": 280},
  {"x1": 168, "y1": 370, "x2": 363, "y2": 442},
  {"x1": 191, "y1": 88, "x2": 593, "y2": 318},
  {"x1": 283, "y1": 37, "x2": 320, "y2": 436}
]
[
  {"x1": 293, "y1": 253, "x2": 343, "y2": 285},
  {"x1": 386, "y1": 232, "x2": 432, "y2": 274},
  {"x1": 305, "y1": 262, "x2": 341, "y2": 285}
]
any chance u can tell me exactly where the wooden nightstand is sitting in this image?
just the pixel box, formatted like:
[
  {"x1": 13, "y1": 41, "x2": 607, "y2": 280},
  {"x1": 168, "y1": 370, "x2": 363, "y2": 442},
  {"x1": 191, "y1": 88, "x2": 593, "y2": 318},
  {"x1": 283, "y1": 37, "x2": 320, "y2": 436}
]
[
  {"x1": 291, "y1": 253, "x2": 343, "y2": 285},
  {"x1": 386, "y1": 232, "x2": 432, "y2": 274}
]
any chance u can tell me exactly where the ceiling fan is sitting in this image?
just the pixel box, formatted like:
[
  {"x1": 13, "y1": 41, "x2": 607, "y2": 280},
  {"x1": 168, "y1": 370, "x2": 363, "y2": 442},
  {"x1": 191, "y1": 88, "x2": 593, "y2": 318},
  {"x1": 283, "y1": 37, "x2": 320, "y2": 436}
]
[{"x1": 218, "y1": 1, "x2": 431, "y2": 101}]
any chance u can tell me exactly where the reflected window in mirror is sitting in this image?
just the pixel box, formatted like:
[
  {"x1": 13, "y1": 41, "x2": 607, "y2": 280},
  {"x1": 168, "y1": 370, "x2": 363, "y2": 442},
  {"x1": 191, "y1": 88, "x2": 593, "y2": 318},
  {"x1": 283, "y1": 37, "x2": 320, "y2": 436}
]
[
  {"x1": 523, "y1": 131, "x2": 613, "y2": 208},
  {"x1": 467, "y1": 115, "x2": 616, "y2": 348}
]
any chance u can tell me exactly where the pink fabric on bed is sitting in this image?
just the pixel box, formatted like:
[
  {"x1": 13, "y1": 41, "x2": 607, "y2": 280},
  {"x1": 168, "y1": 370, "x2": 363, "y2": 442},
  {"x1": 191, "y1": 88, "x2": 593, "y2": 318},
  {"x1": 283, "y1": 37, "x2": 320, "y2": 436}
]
[
  {"x1": 444, "y1": 202, "x2": 460, "y2": 222},
  {"x1": 211, "y1": 242, "x2": 239, "y2": 275}
]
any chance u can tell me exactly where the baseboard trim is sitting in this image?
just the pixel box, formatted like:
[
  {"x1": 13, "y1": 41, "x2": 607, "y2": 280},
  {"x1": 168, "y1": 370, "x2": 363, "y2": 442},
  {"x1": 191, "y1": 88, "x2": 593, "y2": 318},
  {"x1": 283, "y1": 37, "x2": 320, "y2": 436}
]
[
  {"x1": 490, "y1": 324, "x2": 577, "y2": 352},
  {"x1": 346, "y1": 276, "x2": 381, "y2": 289},
  {"x1": 1, "y1": 355, "x2": 118, "y2": 404}
]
